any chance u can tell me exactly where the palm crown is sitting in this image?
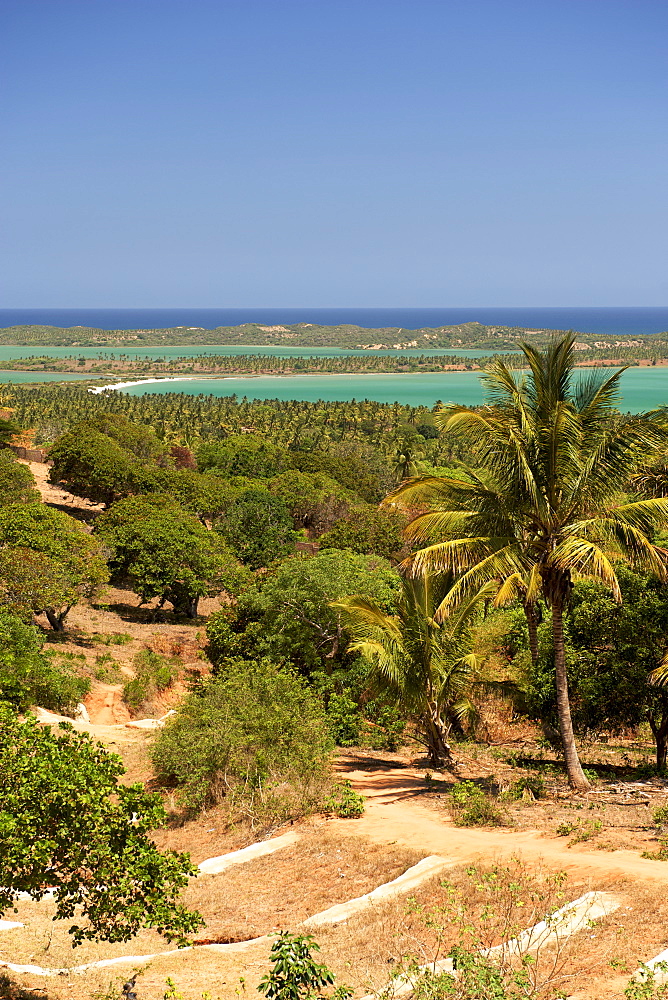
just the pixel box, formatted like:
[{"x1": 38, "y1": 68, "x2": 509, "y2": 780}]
[{"x1": 334, "y1": 573, "x2": 488, "y2": 766}]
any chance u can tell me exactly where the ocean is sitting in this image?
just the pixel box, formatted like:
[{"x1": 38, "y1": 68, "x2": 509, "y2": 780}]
[{"x1": 1, "y1": 307, "x2": 668, "y2": 337}]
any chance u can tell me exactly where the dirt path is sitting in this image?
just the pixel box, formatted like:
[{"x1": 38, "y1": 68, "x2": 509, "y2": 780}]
[
  {"x1": 22, "y1": 460, "x2": 104, "y2": 518},
  {"x1": 334, "y1": 752, "x2": 668, "y2": 886}
]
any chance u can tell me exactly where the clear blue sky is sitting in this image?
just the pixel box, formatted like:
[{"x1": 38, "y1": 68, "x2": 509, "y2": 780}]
[{"x1": 2, "y1": 0, "x2": 666, "y2": 307}]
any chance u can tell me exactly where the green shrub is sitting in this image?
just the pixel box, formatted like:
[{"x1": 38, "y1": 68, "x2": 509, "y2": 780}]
[
  {"x1": 502, "y1": 775, "x2": 546, "y2": 801},
  {"x1": 123, "y1": 649, "x2": 178, "y2": 712},
  {"x1": 449, "y1": 781, "x2": 505, "y2": 827},
  {"x1": 89, "y1": 632, "x2": 133, "y2": 646},
  {"x1": 152, "y1": 659, "x2": 333, "y2": 823},
  {"x1": 653, "y1": 805, "x2": 668, "y2": 829},
  {"x1": 258, "y1": 932, "x2": 348, "y2": 1000},
  {"x1": 322, "y1": 780, "x2": 365, "y2": 819},
  {"x1": 0, "y1": 611, "x2": 89, "y2": 714}
]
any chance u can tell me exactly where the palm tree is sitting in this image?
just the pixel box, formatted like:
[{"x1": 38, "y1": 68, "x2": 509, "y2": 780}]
[
  {"x1": 383, "y1": 335, "x2": 668, "y2": 791},
  {"x1": 334, "y1": 573, "x2": 489, "y2": 767}
]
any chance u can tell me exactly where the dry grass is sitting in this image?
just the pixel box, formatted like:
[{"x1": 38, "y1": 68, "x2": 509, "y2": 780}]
[
  {"x1": 0, "y1": 828, "x2": 418, "y2": 987},
  {"x1": 4, "y1": 850, "x2": 668, "y2": 1000},
  {"x1": 183, "y1": 827, "x2": 420, "y2": 944}
]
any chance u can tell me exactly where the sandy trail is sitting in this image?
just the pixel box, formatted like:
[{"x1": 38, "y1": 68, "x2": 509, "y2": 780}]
[{"x1": 333, "y1": 753, "x2": 668, "y2": 885}]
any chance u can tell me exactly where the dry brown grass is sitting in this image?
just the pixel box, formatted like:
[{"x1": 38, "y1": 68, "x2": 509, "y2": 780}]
[
  {"x1": 183, "y1": 827, "x2": 419, "y2": 944},
  {"x1": 4, "y1": 854, "x2": 668, "y2": 1000}
]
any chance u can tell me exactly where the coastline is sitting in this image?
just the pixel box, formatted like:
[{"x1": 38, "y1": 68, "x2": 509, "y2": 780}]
[{"x1": 87, "y1": 371, "x2": 482, "y2": 393}]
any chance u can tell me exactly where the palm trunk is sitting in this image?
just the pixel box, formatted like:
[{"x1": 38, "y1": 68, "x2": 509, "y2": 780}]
[
  {"x1": 552, "y1": 596, "x2": 590, "y2": 792},
  {"x1": 423, "y1": 709, "x2": 454, "y2": 768},
  {"x1": 524, "y1": 602, "x2": 539, "y2": 666},
  {"x1": 649, "y1": 705, "x2": 668, "y2": 771}
]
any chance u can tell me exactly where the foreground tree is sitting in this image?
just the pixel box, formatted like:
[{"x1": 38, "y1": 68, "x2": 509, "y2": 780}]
[
  {"x1": 0, "y1": 708, "x2": 202, "y2": 944},
  {"x1": 385, "y1": 336, "x2": 668, "y2": 790},
  {"x1": 335, "y1": 574, "x2": 487, "y2": 766}
]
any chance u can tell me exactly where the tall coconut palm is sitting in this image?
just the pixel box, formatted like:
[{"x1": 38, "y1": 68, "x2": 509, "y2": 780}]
[
  {"x1": 383, "y1": 335, "x2": 668, "y2": 791},
  {"x1": 334, "y1": 573, "x2": 489, "y2": 766}
]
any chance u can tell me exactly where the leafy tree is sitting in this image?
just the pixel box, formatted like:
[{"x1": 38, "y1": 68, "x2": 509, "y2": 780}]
[
  {"x1": 0, "y1": 416, "x2": 19, "y2": 445},
  {"x1": 216, "y1": 488, "x2": 297, "y2": 569},
  {"x1": 269, "y1": 470, "x2": 353, "y2": 534},
  {"x1": 96, "y1": 495, "x2": 250, "y2": 616},
  {"x1": 318, "y1": 504, "x2": 406, "y2": 559},
  {"x1": 48, "y1": 427, "x2": 154, "y2": 505},
  {"x1": 0, "y1": 450, "x2": 41, "y2": 506},
  {"x1": 521, "y1": 568, "x2": 668, "y2": 769},
  {"x1": 335, "y1": 574, "x2": 487, "y2": 766},
  {"x1": 0, "y1": 610, "x2": 89, "y2": 712},
  {"x1": 152, "y1": 659, "x2": 332, "y2": 816},
  {"x1": 197, "y1": 434, "x2": 292, "y2": 478},
  {"x1": 290, "y1": 448, "x2": 385, "y2": 503},
  {"x1": 81, "y1": 413, "x2": 167, "y2": 463},
  {"x1": 221, "y1": 549, "x2": 401, "y2": 674},
  {"x1": 0, "y1": 504, "x2": 108, "y2": 630},
  {"x1": 386, "y1": 336, "x2": 668, "y2": 790},
  {"x1": 0, "y1": 708, "x2": 202, "y2": 944}
]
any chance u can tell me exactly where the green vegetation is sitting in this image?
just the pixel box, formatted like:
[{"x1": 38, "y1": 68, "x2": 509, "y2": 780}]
[
  {"x1": 322, "y1": 779, "x2": 366, "y2": 818},
  {"x1": 122, "y1": 649, "x2": 178, "y2": 713},
  {"x1": 335, "y1": 574, "x2": 487, "y2": 765},
  {"x1": 258, "y1": 932, "x2": 344, "y2": 1000},
  {"x1": 0, "y1": 503, "x2": 108, "y2": 629},
  {"x1": 96, "y1": 494, "x2": 249, "y2": 616},
  {"x1": 387, "y1": 336, "x2": 668, "y2": 790},
  {"x1": 152, "y1": 660, "x2": 333, "y2": 820},
  {"x1": 0, "y1": 707, "x2": 202, "y2": 944},
  {"x1": 448, "y1": 780, "x2": 506, "y2": 827},
  {"x1": 0, "y1": 611, "x2": 89, "y2": 713}
]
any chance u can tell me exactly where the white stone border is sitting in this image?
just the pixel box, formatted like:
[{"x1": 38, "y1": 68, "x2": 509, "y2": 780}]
[
  {"x1": 359, "y1": 890, "x2": 620, "y2": 998},
  {"x1": 0, "y1": 854, "x2": 450, "y2": 976}
]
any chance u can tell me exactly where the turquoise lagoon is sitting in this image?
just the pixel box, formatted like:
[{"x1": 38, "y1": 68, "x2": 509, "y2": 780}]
[{"x1": 119, "y1": 367, "x2": 668, "y2": 413}]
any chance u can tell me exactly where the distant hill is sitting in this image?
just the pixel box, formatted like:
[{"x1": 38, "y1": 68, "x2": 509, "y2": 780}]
[{"x1": 1, "y1": 320, "x2": 667, "y2": 351}]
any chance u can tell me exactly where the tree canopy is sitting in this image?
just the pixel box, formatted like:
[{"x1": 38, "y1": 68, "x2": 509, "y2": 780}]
[
  {"x1": 0, "y1": 708, "x2": 202, "y2": 945},
  {"x1": 0, "y1": 503, "x2": 108, "y2": 629},
  {"x1": 96, "y1": 494, "x2": 250, "y2": 616}
]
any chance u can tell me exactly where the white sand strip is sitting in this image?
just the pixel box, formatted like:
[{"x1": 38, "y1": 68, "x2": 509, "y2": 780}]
[
  {"x1": 198, "y1": 831, "x2": 300, "y2": 874},
  {"x1": 486, "y1": 889, "x2": 619, "y2": 959},
  {"x1": 89, "y1": 378, "x2": 200, "y2": 394},
  {"x1": 304, "y1": 855, "x2": 453, "y2": 927},
  {"x1": 359, "y1": 890, "x2": 620, "y2": 998},
  {"x1": 0, "y1": 921, "x2": 23, "y2": 931}
]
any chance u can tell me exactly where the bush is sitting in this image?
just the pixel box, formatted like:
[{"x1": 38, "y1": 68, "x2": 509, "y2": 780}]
[
  {"x1": 152, "y1": 659, "x2": 333, "y2": 823},
  {"x1": 123, "y1": 649, "x2": 178, "y2": 713},
  {"x1": 449, "y1": 781, "x2": 505, "y2": 827},
  {"x1": 322, "y1": 780, "x2": 365, "y2": 819},
  {"x1": 0, "y1": 611, "x2": 89, "y2": 713}
]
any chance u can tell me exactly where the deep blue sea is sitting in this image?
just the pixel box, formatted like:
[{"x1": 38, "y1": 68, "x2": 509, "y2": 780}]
[{"x1": 2, "y1": 307, "x2": 668, "y2": 336}]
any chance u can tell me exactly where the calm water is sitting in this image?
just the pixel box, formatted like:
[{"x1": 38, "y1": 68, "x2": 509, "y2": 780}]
[
  {"x1": 0, "y1": 372, "x2": 91, "y2": 384},
  {"x1": 1, "y1": 307, "x2": 668, "y2": 336},
  {"x1": 119, "y1": 367, "x2": 668, "y2": 413}
]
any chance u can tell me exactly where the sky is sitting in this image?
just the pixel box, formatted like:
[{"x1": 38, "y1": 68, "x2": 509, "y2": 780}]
[{"x1": 1, "y1": 0, "x2": 667, "y2": 307}]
